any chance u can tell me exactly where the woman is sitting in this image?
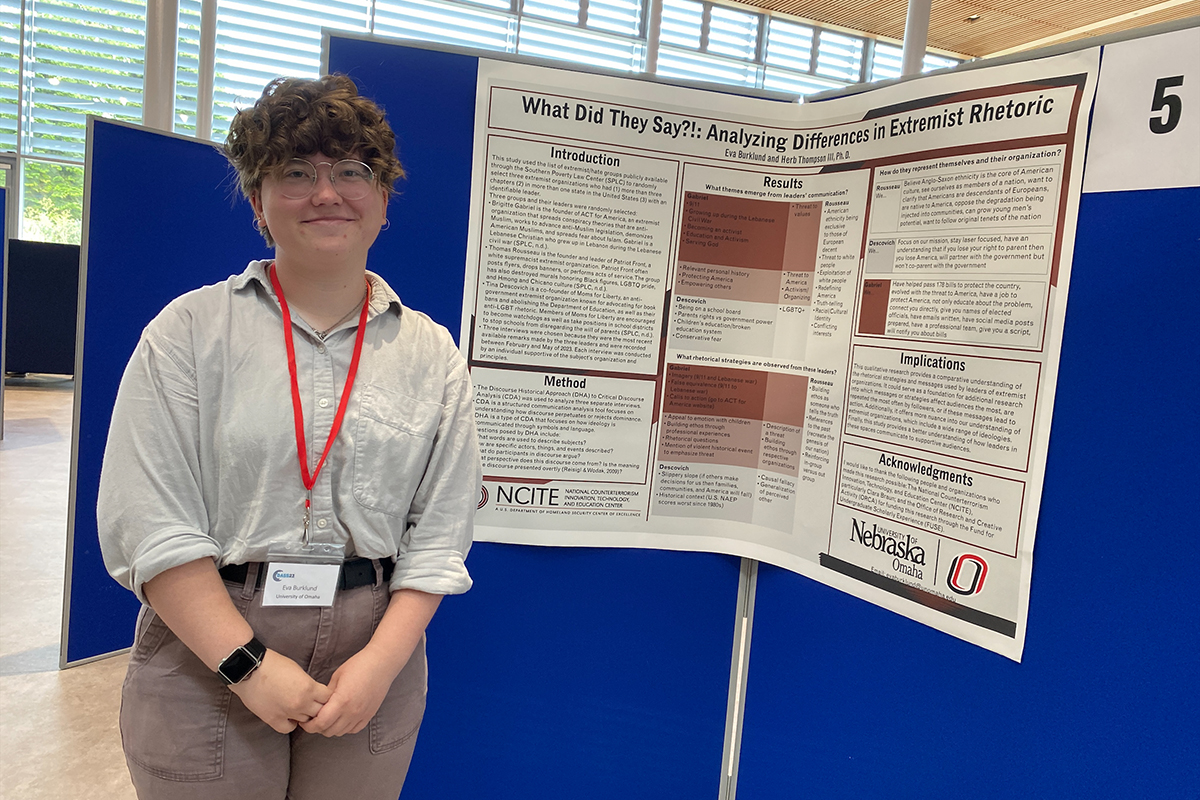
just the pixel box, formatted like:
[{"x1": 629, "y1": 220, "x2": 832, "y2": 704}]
[{"x1": 98, "y1": 75, "x2": 480, "y2": 799}]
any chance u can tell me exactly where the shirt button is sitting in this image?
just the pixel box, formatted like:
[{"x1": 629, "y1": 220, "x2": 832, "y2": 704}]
[
  {"x1": 316, "y1": 344, "x2": 327, "y2": 354},
  {"x1": 317, "y1": 518, "x2": 328, "y2": 528},
  {"x1": 318, "y1": 398, "x2": 330, "y2": 408}
]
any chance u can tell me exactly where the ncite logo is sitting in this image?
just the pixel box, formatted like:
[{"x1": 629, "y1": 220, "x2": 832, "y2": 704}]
[
  {"x1": 946, "y1": 554, "x2": 988, "y2": 595},
  {"x1": 272, "y1": 569, "x2": 296, "y2": 581},
  {"x1": 495, "y1": 484, "x2": 560, "y2": 506},
  {"x1": 478, "y1": 485, "x2": 489, "y2": 510}
]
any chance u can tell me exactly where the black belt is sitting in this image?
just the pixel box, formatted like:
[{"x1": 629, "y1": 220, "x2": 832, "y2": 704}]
[{"x1": 219, "y1": 556, "x2": 394, "y2": 591}]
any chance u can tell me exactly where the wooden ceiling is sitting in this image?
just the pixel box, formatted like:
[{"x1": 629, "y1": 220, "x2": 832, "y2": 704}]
[{"x1": 751, "y1": 0, "x2": 1200, "y2": 58}]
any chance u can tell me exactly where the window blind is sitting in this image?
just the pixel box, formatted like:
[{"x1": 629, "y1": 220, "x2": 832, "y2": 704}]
[
  {"x1": 174, "y1": 0, "x2": 201, "y2": 136},
  {"x1": 18, "y1": 0, "x2": 146, "y2": 159},
  {"x1": 209, "y1": 0, "x2": 368, "y2": 140},
  {"x1": 1, "y1": 0, "x2": 20, "y2": 151},
  {"x1": 587, "y1": 0, "x2": 640, "y2": 37},
  {"x1": 373, "y1": 0, "x2": 516, "y2": 55},
  {"x1": 813, "y1": 29, "x2": 862, "y2": 83},
  {"x1": 517, "y1": 17, "x2": 644, "y2": 72}
]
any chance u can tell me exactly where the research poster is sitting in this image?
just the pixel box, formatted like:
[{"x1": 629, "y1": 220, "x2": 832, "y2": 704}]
[{"x1": 461, "y1": 49, "x2": 1098, "y2": 660}]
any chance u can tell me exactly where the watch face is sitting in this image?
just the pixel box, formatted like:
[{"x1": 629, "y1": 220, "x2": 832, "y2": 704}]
[{"x1": 219, "y1": 647, "x2": 258, "y2": 684}]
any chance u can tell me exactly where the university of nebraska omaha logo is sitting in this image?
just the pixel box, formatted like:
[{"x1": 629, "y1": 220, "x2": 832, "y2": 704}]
[{"x1": 946, "y1": 553, "x2": 988, "y2": 595}]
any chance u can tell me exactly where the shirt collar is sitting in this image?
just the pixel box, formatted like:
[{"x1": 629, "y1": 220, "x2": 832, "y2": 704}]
[{"x1": 235, "y1": 259, "x2": 403, "y2": 320}]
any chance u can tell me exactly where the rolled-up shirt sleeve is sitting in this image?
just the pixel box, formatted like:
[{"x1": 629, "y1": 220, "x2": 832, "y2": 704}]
[
  {"x1": 98, "y1": 310, "x2": 221, "y2": 604},
  {"x1": 391, "y1": 342, "x2": 480, "y2": 596}
]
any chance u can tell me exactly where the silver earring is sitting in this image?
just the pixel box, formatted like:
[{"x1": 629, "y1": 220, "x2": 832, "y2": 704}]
[{"x1": 381, "y1": 219, "x2": 391, "y2": 231}]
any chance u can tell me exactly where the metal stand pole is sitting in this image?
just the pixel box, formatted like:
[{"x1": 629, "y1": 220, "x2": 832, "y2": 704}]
[{"x1": 900, "y1": 0, "x2": 931, "y2": 77}]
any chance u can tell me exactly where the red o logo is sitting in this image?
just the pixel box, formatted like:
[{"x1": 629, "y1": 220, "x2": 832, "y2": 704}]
[
  {"x1": 947, "y1": 554, "x2": 988, "y2": 595},
  {"x1": 478, "y1": 485, "x2": 489, "y2": 509}
]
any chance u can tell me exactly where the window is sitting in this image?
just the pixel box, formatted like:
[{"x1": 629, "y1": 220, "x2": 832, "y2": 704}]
[
  {"x1": 518, "y1": 0, "x2": 644, "y2": 67},
  {"x1": 656, "y1": 0, "x2": 761, "y2": 87},
  {"x1": 517, "y1": 18, "x2": 645, "y2": 72},
  {"x1": 19, "y1": 0, "x2": 147, "y2": 160},
  {"x1": 762, "y1": 68, "x2": 840, "y2": 96},
  {"x1": 22, "y1": 158, "x2": 83, "y2": 243},
  {"x1": 764, "y1": 18, "x2": 812, "y2": 75},
  {"x1": 813, "y1": 30, "x2": 863, "y2": 83},
  {"x1": 659, "y1": 0, "x2": 701, "y2": 49},
  {"x1": 4, "y1": 0, "x2": 962, "y2": 158},
  {"x1": 657, "y1": 46, "x2": 758, "y2": 87},
  {"x1": 870, "y1": 41, "x2": 904, "y2": 82},
  {"x1": 523, "y1": 0, "x2": 578, "y2": 26},
  {"x1": 587, "y1": 0, "x2": 641, "y2": 36},
  {"x1": 174, "y1": 0, "x2": 202, "y2": 136},
  {"x1": 3, "y1": 0, "x2": 959, "y2": 242},
  {"x1": 374, "y1": 0, "x2": 516, "y2": 53},
  {"x1": 922, "y1": 52, "x2": 958, "y2": 72},
  {"x1": 653, "y1": 3, "x2": 956, "y2": 97},
  {"x1": 706, "y1": 5, "x2": 757, "y2": 60},
  {"x1": 209, "y1": 0, "x2": 370, "y2": 140},
  {"x1": 1, "y1": 0, "x2": 19, "y2": 152},
  {"x1": 871, "y1": 42, "x2": 960, "y2": 82}
]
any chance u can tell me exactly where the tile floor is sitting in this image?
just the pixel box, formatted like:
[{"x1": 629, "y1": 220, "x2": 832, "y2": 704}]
[{"x1": 1, "y1": 378, "x2": 137, "y2": 799}]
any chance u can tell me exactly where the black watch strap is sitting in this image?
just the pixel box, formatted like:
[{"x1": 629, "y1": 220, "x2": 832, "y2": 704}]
[{"x1": 217, "y1": 636, "x2": 266, "y2": 686}]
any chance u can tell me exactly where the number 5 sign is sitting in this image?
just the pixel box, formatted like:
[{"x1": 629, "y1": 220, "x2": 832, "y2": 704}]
[{"x1": 1083, "y1": 25, "x2": 1200, "y2": 193}]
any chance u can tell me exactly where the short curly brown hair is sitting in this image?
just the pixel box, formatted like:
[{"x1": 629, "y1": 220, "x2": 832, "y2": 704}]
[{"x1": 224, "y1": 75, "x2": 405, "y2": 244}]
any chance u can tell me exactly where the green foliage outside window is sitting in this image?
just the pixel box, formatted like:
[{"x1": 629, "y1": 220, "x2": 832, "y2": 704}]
[{"x1": 23, "y1": 161, "x2": 84, "y2": 245}]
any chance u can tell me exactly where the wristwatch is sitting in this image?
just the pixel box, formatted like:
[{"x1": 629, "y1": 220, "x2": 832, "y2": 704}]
[{"x1": 217, "y1": 636, "x2": 267, "y2": 686}]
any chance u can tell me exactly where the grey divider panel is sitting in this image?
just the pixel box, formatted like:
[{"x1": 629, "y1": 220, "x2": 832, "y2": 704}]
[
  {"x1": 327, "y1": 36, "x2": 742, "y2": 797},
  {"x1": 1, "y1": 184, "x2": 6, "y2": 436},
  {"x1": 5, "y1": 240, "x2": 79, "y2": 375},
  {"x1": 65, "y1": 120, "x2": 270, "y2": 663},
  {"x1": 733, "y1": 163, "x2": 1200, "y2": 794}
]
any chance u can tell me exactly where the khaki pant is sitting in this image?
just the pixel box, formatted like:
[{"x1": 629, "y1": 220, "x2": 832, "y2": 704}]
[{"x1": 120, "y1": 562, "x2": 425, "y2": 800}]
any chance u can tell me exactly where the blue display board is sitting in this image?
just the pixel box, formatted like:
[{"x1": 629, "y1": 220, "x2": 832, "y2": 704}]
[
  {"x1": 68, "y1": 42, "x2": 741, "y2": 796},
  {"x1": 323, "y1": 39, "x2": 479, "y2": 336},
  {"x1": 1, "y1": 184, "x2": 7, "y2": 435},
  {"x1": 402, "y1": 545, "x2": 739, "y2": 799},
  {"x1": 735, "y1": 187, "x2": 1199, "y2": 797},
  {"x1": 325, "y1": 33, "x2": 1198, "y2": 797},
  {"x1": 65, "y1": 122, "x2": 270, "y2": 664},
  {"x1": 323, "y1": 37, "x2": 742, "y2": 796}
]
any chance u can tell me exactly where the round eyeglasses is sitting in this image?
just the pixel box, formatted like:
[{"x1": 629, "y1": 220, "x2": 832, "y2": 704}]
[{"x1": 276, "y1": 159, "x2": 376, "y2": 200}]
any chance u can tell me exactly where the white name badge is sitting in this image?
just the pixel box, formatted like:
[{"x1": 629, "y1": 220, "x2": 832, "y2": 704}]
[{"x1": 261, "y1": 561, "x2": 341, "y2": 607}]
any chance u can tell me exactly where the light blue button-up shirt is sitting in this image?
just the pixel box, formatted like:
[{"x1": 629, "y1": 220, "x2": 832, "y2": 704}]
[{"x1": 98, "y1": 260, "x2": 479, "y2": 603}]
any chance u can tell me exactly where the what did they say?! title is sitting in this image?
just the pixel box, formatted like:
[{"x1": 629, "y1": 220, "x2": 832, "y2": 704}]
[{"x1": 517, "y1": 90, "x2": 1063, "y2": 165}]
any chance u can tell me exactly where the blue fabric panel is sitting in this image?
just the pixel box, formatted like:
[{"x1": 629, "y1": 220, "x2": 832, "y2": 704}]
[
  {"x1": 67, "y1": 122, "x2": 269, "y2": 662},
  {"x1": 736, "y1": 186, "x2": 1200, "y2": 797},
  {"x1": 327, "y1": 37, "x2": 480, "y2": 337},
  {"x1": 409, "y1": 543, "x2": 740, "y2": 799},
  {"x1": 328, "y1": 37, "x2": 741, "y2": 797}
]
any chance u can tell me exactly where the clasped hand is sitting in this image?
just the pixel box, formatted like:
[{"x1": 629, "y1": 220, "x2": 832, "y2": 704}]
[{"x1": 231, "y1": 648, "x2": 395, "y2": 737}]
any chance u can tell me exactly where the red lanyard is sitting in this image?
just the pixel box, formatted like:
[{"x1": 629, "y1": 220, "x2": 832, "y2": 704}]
[{"x1": 269, "y1": 263, "x2": 371, "y2": 513}]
